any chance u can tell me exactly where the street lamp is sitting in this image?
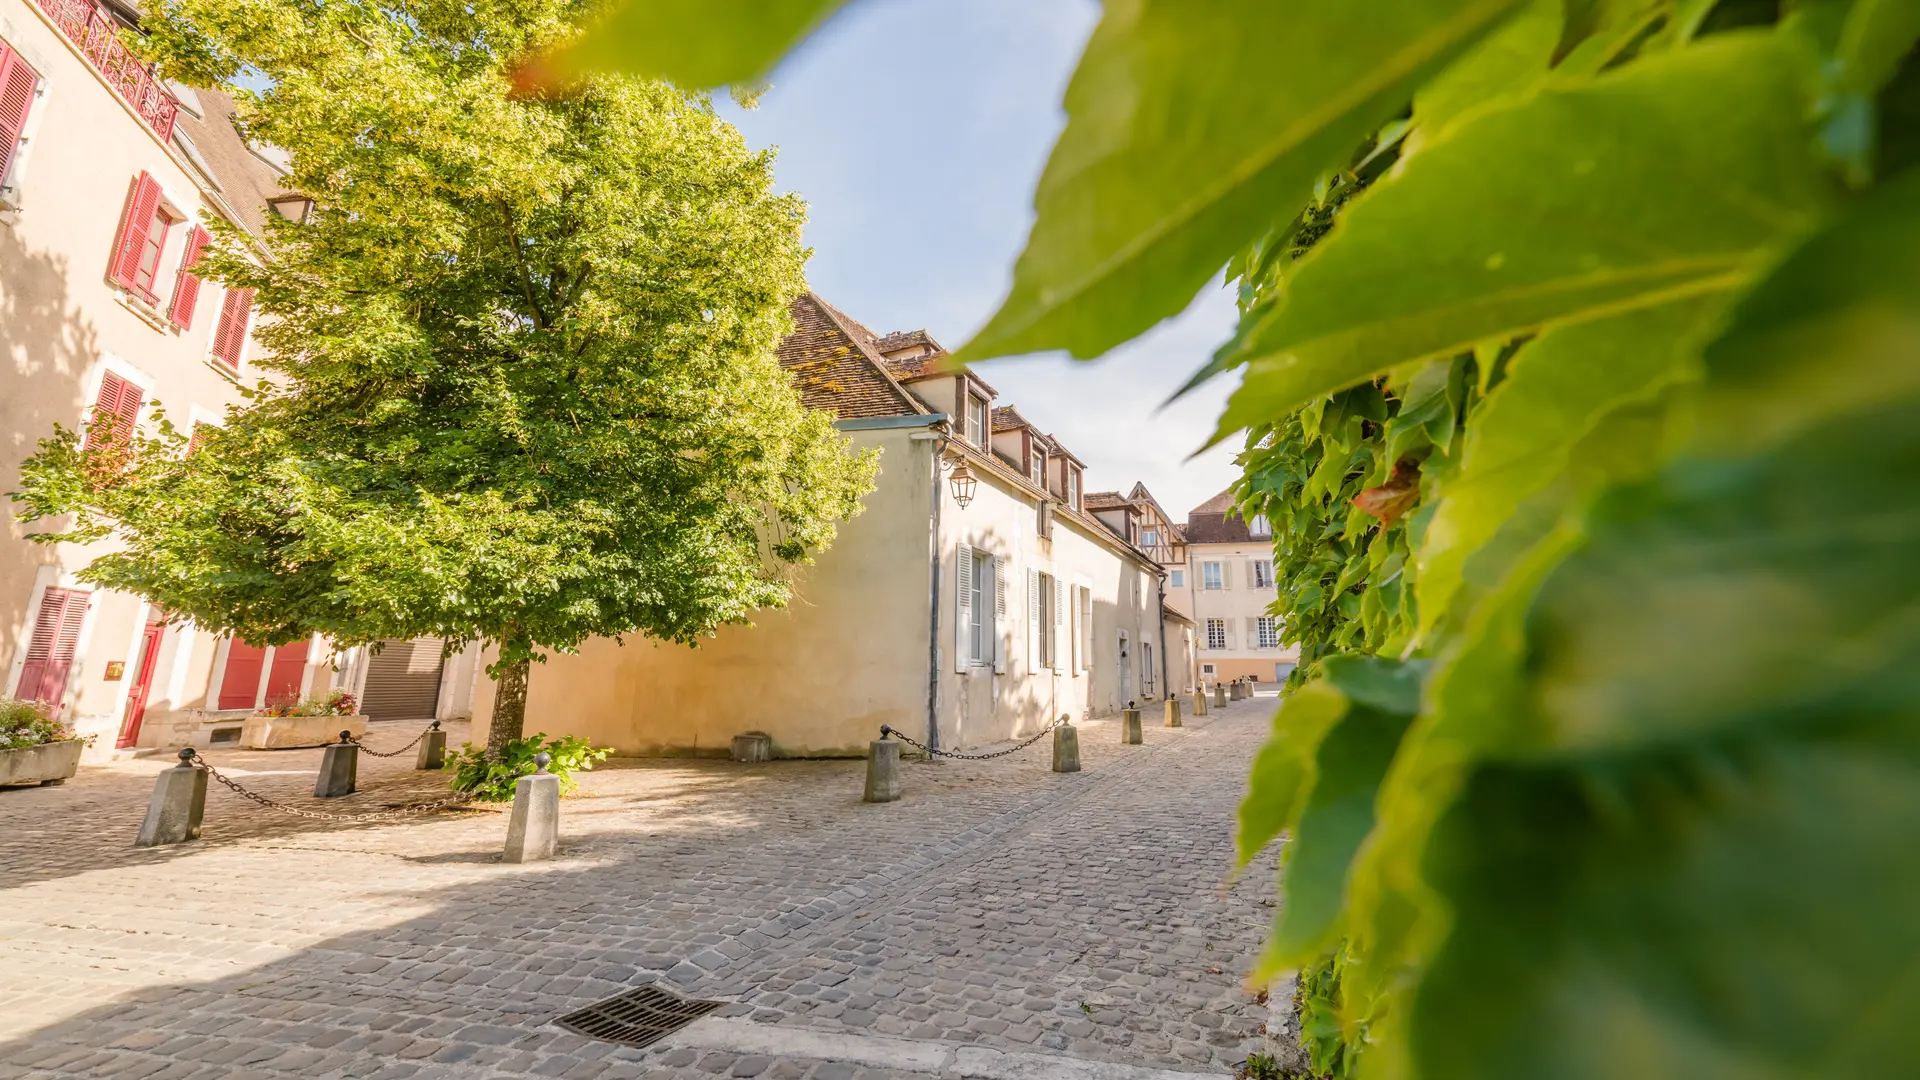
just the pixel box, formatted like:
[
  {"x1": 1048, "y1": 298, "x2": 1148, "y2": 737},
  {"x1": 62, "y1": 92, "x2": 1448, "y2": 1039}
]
[{"x1": 948, "y1": 460, "x2": 977, "y2": 507}]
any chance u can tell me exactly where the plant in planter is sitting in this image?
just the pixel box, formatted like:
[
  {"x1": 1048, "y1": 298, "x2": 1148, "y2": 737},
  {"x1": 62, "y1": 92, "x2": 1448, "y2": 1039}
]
[
  {"x1": 444, "y1": 733, "x2": 609, "y2": 803},
  {"x1": 257, "y1": 689, "x2": 359, "y2": 718},
  {"x1": 0, "y1": 697, "x2": 91, "y2": 786}
]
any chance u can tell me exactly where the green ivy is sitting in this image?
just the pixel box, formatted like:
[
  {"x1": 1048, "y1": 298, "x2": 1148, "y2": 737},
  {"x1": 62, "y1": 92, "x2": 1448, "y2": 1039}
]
[{"x1": 444, "y1": 733, "x2": 611, "y2": 803}]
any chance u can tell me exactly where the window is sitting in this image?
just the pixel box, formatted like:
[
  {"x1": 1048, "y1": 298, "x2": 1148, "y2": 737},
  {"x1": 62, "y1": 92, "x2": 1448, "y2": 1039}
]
[
  {"x1": 966, "y1": 394, "x2": 988, "y2": 448},
  {"x1": 970, "y1": 549, "x2": 992, "y2": 663},
  {"x1": 15, "y1": 586, "x2": 89, "y2": 718},
  {"x1": 1252, "y1": 559, "x2": 1274, "y2": 589},
  {"x1": 167, "y1": 226, "x2": 212, "y2": 329},
  {"x1": 109, "y1": 172, "x2": 179, "y2": 305},
  {"x1": 1037, "y1": 571, "x2": 1055, "y2": 667},
  {"x1": 1142, "y1": 641, "x2": 1154, "y2": 696},
  {"x1": 1250, "y1": 514, "x2": 1271, "y2": 537},
  {"x1": 1169, "y1": 569, "x2": 1184, "y2": 588},
  {"x1": 1030, "y1": 447, "x2": 1045, "y2": 485},
  {"x1": 1202, "y1": 561, "x2": 1224, "y2": 590},
  {"x1": 1205, "y1": 618, "x2": 1227, "y2": 650},
  {"x1": 1143, "y1": 529, "x2": 1159, "y2": 547},
  {"x1": 210, "y1": 286, "x2": 256, "y2": 370},
  {"x1": 1255, "y1": 617, "x2": 1280, "y2": 649},
  {"x1": 0, "y1": 44, "x2": 43, "y2": 201},
  {"x1": 85, "y1": 371, "x2": 144, "y2": 453},
  {"x1": 1067, "y1": 468, "x2": 1080, "y2": 510}
]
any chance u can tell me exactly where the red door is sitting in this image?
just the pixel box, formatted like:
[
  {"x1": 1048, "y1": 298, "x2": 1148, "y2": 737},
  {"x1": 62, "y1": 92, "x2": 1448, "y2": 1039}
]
[{"x1": 116, "y1": 618, "x2": 165, "y2": 748}]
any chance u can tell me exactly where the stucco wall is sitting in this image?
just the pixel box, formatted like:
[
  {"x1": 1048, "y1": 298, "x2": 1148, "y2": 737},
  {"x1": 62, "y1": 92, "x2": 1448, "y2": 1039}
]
[
  {"x1": 474, "y1": 423, "x2": 937, "y2": 758},
  {"x1": 1186, "y1": 541, "x2": 1300, "y2": 687},
  {"x1": 2, "y1": 0, "x2": 265, "y2": 757}
]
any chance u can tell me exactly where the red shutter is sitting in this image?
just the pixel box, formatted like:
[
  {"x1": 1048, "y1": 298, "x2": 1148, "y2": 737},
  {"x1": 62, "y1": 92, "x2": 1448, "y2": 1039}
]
[
  {"x1": 110, "y1": 172, "x2": 164, "y2": 298},
  {"x1": 186, "y1": 422, "x2": 207, "y2": 455},
  {"x1": 16, "y1": 587, "x2": 90, "y2": 718},
  {"x1": 218, "y1": 640, "x2": 268, "y2": 710},
  {"x1": 167, "y1": 225, "x2": 212, "y2": 329},
  {"x1": 264, "y1": 637, "x2": 312, "y2": 705},
  {"x1": 0, "y1": 46, "x2": 39, "y2": 187},
  {"x1": 83, "y1": 371, "x2": 144, "y2": 451},
  {"x1": 210, "y1": 286, "x2": 254, "y2": 369}
]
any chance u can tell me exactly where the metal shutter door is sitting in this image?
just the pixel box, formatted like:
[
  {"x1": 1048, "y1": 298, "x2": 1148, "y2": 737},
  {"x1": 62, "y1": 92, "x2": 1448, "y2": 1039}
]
[{"x1": 360, "y1": 637, "x2": 444, "y2": 721}]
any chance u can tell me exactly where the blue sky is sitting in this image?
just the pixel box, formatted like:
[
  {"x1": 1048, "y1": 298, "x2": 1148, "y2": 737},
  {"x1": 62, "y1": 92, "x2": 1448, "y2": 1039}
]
[{"x1": 715, "y1": 0, "x2": 1243, "y2": 517}]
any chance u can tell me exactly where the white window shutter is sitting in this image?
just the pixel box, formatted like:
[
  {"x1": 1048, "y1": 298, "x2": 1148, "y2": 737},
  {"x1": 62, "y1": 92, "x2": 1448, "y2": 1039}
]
[
  {"x1": 1028, "y1": 569, "x2": 1041, "y2": 671},
  {"x1": 993, "y1": 556, "x2": 1008, "y2": 674},
  {"x1": 1225, "y1": 620, "x2": 1236, "y2": 649},
  {"x1": 1081, "y1": 588, "x2": 1093, "y2": 671},
  {"x1": 1222, "y1": 561, "x2": 1233, "y2": 589},
  {"x1": 1246, "y1": 617, "x2": 1260, "y2": 649},
  {"x1": 955, "y1": 545, "x2": 973, "y2": 673},
  {"x1": 1059, "y1": 576, "x2": 1075, "y2": 668}
]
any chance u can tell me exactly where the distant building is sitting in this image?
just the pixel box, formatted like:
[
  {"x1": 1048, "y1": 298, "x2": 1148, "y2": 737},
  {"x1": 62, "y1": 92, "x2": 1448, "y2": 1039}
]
[
  {"x1": 1084, "y1": 483, "x2": 1195, "y2": 692},
  {"x1": 1183, "y1": 489, "x2": 1299, "y2": 686}
]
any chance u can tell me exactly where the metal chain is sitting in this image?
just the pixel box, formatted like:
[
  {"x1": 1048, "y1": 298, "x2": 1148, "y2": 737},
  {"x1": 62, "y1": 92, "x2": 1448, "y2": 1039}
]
[
  {"x1": 350, "y1": 723, "x2": 436, "y2": 758},
  {"x1": 185, "y1": 750, "x2": 478, "y2": 822},
  {"x1": 880, "y1": 716, "x2": 1065, "y2": 761}
]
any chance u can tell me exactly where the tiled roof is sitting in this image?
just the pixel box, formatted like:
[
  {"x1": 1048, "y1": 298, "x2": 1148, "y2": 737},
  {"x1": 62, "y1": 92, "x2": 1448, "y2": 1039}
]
[
  {"x1": 880, "y1": 350, "x2": 949, "y2": 382},
  {"x1": 169, "y1": 86, "x2": 289, "y2": 241},
  {"x1": 990, "y1": 404, "x2": 1032, "y2": 433},
  {"x1": 1184, "y1": 512, "x2": 1255, "y2": 544},
  {"x1": 1082, "y1": 491, "x2": 1133, "y2": 511},
  {"x1": 777, "y1": 293, "x2": 925, "y2": 420},
  {"x1": 874, "y1": 329, "x2": 940, "y2": 355},
  {"x1": 1191, "y1": 488, "x2": 1238, "y2": 516}
]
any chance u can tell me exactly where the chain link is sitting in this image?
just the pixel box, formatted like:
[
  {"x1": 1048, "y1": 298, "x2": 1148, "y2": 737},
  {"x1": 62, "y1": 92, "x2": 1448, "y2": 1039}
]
[
  {"x1": 185, "y1": 750, "x2": 479, "y2": 822},
  {"x1": 880, "y1": 716, "x2": 1066, "y2": 761},
  {"x1": 349, "y1": 724, "x2": 436, "y2": 758}
]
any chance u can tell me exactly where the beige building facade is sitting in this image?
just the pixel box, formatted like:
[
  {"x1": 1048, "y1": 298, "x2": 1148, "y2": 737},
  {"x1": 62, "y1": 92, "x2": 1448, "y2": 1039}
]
[
  {"x1": 1183, "y1": 490, "x2": 1300, "y2": 687},
  {"x1": 477, "y1": 294, "x2": 1182, "y2": 757}
]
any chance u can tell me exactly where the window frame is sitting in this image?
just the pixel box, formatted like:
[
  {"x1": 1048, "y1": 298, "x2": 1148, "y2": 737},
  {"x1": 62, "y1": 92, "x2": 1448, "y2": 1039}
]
[
  {"x1": 1202, "y1": 561, "x2": 1223, "y2": 590},
  {"x1": 1255, "y1": 616, "x2": 1280, "y2": 649},
  {"x1": 966, "y1": 393, "x2": 988, "y2": 448},
  {"x1": 969, "y1": 549, "x2": 992, "y2": 664},
  {"x1": 1037, "y1": 571, "x2": 1055, "y2": 667},
  {"x1": 1169, "y1": 569, "x2": 1184, "y2": 588},
  {"x1": 1252, "y1": 558, "x2": 1274, "y2": 589},
  {"x1": 1205, "y1": 618, "x2": 1227, "y2": 650}
]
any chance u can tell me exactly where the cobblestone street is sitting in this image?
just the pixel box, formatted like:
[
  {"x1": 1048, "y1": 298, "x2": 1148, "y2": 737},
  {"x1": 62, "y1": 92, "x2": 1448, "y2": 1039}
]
[{"x1": 0, "y1": 694, "x2": 1288, "y2": 1079}]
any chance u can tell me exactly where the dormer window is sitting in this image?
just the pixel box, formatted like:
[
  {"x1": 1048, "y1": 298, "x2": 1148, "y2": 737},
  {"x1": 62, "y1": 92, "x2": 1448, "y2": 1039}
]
[
  {"x1": 1030, "y1": 447, "x2": 1044, "y2": 485},
  {"x1": 1067, "y1": 468, "x2": 1080, "y2": 511},
  {"x1": 966, "y1": 393, "x2": 988, "y2": 448},
  {"x1": 1250, "y1": 514, "x2": 1271, "y2": 537}
]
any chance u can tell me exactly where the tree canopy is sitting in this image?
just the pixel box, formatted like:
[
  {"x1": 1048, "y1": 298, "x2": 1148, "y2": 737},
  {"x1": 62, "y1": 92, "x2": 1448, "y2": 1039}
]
[{"x1": 12, "y1": 0, "x2": 876, "y2": 749}]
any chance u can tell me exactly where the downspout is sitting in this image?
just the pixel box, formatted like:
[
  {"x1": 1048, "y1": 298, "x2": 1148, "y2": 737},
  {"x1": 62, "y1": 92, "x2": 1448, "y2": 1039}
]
[
  {"x1": 1155, "y1": 566, "x2": 1172, "y2": 700},
  {"x1": 921, "y1": 428, "x2": 947, "y2": 752}
]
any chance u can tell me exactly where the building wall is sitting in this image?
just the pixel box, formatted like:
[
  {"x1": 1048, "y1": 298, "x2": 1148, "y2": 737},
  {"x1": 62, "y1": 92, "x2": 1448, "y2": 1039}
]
[
  {"x1": 474, "y1": 422, "x2": 938, "y2": 758},
  {"x1": 1186, "y1": 541, "x2": 1299, "y2": 687},
  {"x1": 1, "y1": 0, "x2": 267, "y2": 757},
  {"x1": 936, "y1": 461, "x2": 1164, "y2": 750}
]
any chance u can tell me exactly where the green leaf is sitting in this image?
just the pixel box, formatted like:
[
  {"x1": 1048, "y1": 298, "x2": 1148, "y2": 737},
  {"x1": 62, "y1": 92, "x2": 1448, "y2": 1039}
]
[
  {"x1": 957, "y1": 0, "x2": 1527, "y2": 364},
  {"x1": 1216, "y1": 32, "x2": 1832, "y2": 434},
  {"x1": 1412, "y1": 0, "x2": 1561, "y2": 142},
  {"x1": 1269, "y1": 656, "x2": 1423, "y2": 966},
  {"x1": 1413, "y1": 297, "x2": 1716, "y2": 643},
  {"x1": 1837, "y1": 0, "x2": 1920, "y2": 95},
  {"x1": 1237, "y1": 680, "x2": 1351, "y2": 867},
  {"x1": 542, "y1": 0, "x2": 848, "y2": 88}
]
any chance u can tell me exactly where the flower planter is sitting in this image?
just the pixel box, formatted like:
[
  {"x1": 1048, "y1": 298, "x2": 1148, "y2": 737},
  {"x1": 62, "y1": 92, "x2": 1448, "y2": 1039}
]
[
  {"x1": 0, "y1": 739, "x2": 85, "y2": 786},
  {"x1": 239, "y1": 713, "x2": 368, "y2": 750}
]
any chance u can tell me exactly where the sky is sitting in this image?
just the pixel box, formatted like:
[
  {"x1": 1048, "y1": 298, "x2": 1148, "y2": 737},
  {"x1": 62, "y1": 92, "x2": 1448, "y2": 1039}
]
[{"x1": 714, "y1": 0, "x2": 1245, "y2": 518}]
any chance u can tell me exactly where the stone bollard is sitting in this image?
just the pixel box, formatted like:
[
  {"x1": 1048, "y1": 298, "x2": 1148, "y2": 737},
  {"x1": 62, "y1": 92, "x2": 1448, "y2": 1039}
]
[
  {"x1": 1121, "y1": 707, "x2": 1143, "y2": 745},
  {"x1": 1052, "y1": 717, "x2": 1081, "y2": 773},
  {"x1": 314, "y1": 730, "x2": 358, "y2": 798},
  {"x1": 1231, "y1": 680, "x2": 1247, "y2": 701},
  {"x1": 416, "y1": 720, "x2": 446, "y2": 771},
  {"x1": 864, "y1": 734, "x2": 903, "y2": 803},
  {"x1": 731, "y1": 731, "x2": 773, "y2": 763},
  {"x1": 1165, "y1": 697, "x2": 1183, "y2": 728},
  {"x1": 1214, "y1": 684, "x2": 1229, "y2": 709},
  {"x1": 505, "y1": 752, "x2": 561, "y2": 863},
  {"x1": 1192, "y1": 689, "x2": 1208, "y2": 716},
  {"x1": 134, "y1": 748, "x2": 207, "y2": 847}
]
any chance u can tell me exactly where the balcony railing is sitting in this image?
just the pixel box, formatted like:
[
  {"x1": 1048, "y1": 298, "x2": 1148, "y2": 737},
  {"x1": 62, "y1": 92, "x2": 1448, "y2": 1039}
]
[{"x1": 33, "y1": 0, "x2": 179, "y2": 141}]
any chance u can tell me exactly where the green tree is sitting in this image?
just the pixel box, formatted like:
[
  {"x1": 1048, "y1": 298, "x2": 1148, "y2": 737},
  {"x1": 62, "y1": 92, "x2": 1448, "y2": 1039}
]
[
  {"x1": 11, "y1": 0, "x2": 875, "y2": 753},
  {"x1": 562, "y1": 0, "x2": 1920, "y2": 1075}
]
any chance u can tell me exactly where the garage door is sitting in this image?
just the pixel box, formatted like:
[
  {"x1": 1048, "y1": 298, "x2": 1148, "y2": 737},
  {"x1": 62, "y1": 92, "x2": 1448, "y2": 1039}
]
[{"x1": 360, "y1": 637, "x2": 445, "y2": 721}]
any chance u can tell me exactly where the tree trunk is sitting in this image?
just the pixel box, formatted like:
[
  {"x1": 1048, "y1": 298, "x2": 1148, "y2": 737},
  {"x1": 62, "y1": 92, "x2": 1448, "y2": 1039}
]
[{"x1": 488, "y1": 654, "x2": 530, "y2": 754}]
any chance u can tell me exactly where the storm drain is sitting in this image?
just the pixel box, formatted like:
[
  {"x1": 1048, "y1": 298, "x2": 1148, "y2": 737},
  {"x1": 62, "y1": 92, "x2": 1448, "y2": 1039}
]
[{"x1": 553, "y1": 984, "x2": 726, "y2": 1049}]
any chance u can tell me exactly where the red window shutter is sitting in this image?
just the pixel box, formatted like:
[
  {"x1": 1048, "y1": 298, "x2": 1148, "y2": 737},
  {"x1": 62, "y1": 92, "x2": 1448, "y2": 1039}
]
[
  {"x1": 219, "y1": 640, "x2": 269, "y2": 710},
  {"x1": 167, "y1": 225, "x2": 211, "y2": 329},
  {"x1": 0, "y1": 46, "x2": 40, "y2": 187},
  {"x1": 264, "y1": 637, "x2": 312, "y2": 705},
  {"x1": 83, "y1": 371, "x2": 143, "y2": 451},
  {"x1": 186, "y1": 422, "x2": 207, "y2": 455},
  {"x1": 17, "y1": 587, "x2": 90, "y2": 718},
  {"x1": 210, "y1": 286, "x2": 254, "y2": 369},
  {"x1": 110, "y1": 172, "x2": 164, "y2": 299}
]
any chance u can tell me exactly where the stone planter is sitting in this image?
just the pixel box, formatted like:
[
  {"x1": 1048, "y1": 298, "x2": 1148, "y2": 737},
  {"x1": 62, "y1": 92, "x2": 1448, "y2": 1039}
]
[
  {"x1": 0, "y1": 739, "x2": 85, "y2": 786},
  {"x1": 239, "y1": 713, "x2": 368, "y2": 750}
]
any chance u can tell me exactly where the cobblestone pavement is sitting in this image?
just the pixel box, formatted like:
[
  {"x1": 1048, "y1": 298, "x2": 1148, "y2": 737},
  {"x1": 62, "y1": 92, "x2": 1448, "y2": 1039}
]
[{"x1": 0, "y1": 694, "x2": 1291, "y2": 1079}]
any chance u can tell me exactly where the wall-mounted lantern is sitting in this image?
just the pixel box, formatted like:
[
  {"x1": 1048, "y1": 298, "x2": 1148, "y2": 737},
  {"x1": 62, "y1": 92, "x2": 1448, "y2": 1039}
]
[{"x1": 948, "y1": 460, "x2": 977, "y2": 507}]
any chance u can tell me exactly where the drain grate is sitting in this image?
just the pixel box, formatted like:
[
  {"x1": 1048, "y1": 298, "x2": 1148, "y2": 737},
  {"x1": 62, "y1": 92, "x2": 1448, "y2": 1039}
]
[{"x1": 554, "y1": 984, "x2": 726, "y2": 1049}]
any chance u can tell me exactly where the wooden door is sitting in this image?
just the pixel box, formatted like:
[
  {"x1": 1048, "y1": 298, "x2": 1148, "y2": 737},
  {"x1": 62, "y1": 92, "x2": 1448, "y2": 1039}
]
[{"x1": 117, "y1": 619, "x2": 165, "y2": 748}]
